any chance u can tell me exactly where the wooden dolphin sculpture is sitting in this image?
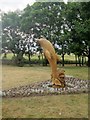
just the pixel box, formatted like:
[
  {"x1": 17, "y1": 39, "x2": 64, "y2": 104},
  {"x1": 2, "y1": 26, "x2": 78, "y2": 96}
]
[{"x1": 37, "y1": 37, "x2": 65, "y2": 87}]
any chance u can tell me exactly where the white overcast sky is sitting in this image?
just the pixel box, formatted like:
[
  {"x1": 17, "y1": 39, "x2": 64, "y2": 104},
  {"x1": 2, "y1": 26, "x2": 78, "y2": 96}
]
[
  {"x1": 0, "y1": 0, "x2": 69, "y2": 13},
  {"x1": 0, "y1": 0, "x2": 36, "y2": 13}
]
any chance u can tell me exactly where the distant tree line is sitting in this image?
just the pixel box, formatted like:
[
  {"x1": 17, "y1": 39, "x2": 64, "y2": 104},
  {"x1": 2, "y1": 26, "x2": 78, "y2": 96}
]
[{"x1": 1, "y1": 2, "x2": 90, "y2": 67}]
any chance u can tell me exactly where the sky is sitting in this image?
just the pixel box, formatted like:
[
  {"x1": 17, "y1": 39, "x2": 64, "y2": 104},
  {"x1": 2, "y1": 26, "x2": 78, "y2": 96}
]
[
  {"x1": 0, "y1": 0, "x2": 69, "y2": 13},
  {"x1": 0, "y1": 0, "x2": 36, "y2": 13}
]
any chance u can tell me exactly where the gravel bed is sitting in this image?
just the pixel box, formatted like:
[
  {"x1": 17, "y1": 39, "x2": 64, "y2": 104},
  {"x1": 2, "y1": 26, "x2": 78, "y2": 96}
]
[{"x1": 2, "y1": 77, "x2": 89, "y2": 98}]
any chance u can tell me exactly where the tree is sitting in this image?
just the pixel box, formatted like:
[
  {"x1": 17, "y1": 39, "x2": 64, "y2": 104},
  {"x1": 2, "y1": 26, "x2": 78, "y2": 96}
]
[
  {"x1": 2, "y1": 11, "x2": 26, "y2": 66},
  {"x1": 2, "y1": 11, "x2": 21, "y2": 54},
  {"x1": 21, "y1": 2, "x2": 70, "y2": 66},
  {"x1": 65, "y1": 2, "x2": 89, "y2": 66},
  {"x1": 2, "y1": 11, "x2": 37, "y2": 66},
  {"x1": 80, "y1": 2, "x2": 90, "y2": 67}
]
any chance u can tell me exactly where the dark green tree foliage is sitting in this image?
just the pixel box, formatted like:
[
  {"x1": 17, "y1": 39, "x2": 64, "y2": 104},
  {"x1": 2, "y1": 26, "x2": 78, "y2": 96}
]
[
  {"x1": 21, "y1": 3, "x2": 63, "y2": 38},
  {"x1": 2, "y1": 11, "x2": 21, "y2": 53},
  {"x1": 2, "y1": 12, "x2": 21, "y2": 59},
  {"x1": 64, "y1": 2, "x2": 89, "y2": 66},
  {"x1": 2, "y1": 12, "x2": 26, "y2": 66},
  {"x1": 21, "y1": 2, "x2": 70, "y2": 66},
  {"x1": 80, "y1": 2, "x2": 90, "y2": 67},
  {"x1": 2, "y1": 12, "x2": 20, "y2": 29},
  {"x1": 2, "y1": 11, "x2": 36, "y2": 66}
]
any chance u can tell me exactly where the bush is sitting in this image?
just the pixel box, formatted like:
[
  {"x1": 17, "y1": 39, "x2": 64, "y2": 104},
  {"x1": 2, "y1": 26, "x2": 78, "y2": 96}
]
[{"x1": 12, "y1": 54, "x2": 25, "y2": 67}]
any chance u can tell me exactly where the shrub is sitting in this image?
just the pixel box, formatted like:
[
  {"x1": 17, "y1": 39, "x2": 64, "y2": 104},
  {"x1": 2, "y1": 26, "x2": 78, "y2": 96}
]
[{"x1": 12, "y1": 53, "x2": 25, "y2": 67}]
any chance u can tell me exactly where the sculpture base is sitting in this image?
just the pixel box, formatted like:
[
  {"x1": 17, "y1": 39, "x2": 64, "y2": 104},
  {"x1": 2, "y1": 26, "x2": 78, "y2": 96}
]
[
  {"x1": 2, "y1": 77, "x2": 88, "y2": 98},
  {"x1": 48, "y1": 84, "x2": 65, "y2": 88}
]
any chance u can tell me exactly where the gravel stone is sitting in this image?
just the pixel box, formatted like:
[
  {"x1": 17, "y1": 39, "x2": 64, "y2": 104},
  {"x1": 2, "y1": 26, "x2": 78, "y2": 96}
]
[{"x1": 2, "y1": 77, "x2": 88, "y2": 98}]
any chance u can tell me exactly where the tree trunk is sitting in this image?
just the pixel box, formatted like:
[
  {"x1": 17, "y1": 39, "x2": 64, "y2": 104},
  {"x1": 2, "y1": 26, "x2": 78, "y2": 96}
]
[
  {"x1": 85, "y1": 57, "x2": 87, "y2": 64},
  {"x1": 88, "y1": 47, "x2": 90, "y2": 67},
  {"x1": 62, "y1": 44, "x2": 64, "y2": 67},
  {"x1": 28, "y1": 53, "x2": 31, "y2": 65},
  {"x1": 41, "y1": 53, "x2": 44, "y2": 65},
  {"x1": 3, "y1": 52, "x2": 7, "y2": 58},
  {"x1": 38, "y1": 54, "x2": 40, "y2": 61},
  {"x1": 78, "y1": 56, "x2": 81, "y2": 67},
  {"x1": 44, "y1": 57, "x2": 48, "y2": 66},
  {"x1": 82, "y1": 56, "x2": 84, "y2": 66},
  {"x1": 75, "y1": 55, "x2": 78, "y2": 66},
  {"x1": 62, "y1": 53, "x2": 64, "y2": 67}
]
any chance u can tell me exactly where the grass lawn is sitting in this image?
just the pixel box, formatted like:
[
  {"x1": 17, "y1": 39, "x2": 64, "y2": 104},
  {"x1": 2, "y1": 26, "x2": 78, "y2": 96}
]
[
  {"x1": 2, "y1": 94, "x2": 88, "y2": 118},
  {"x1": 2, "y1": 65, "x2": 88, "y2": 118},
  {"x1": 2, "y1": 65, "x2": 51, "y2": 90},
  {"x1": 0, "y1": 53, "x2": 79, "y2": 61},
  {"x1": 2, "y1": 65, "x2": 88, "y2": 90}
]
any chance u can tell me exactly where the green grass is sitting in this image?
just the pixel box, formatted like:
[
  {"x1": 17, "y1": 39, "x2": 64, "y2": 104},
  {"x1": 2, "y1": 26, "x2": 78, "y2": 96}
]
[
  {"x1": 2, "y1": 65, "x2": 88, "y2": 118},
  {"x1": 61, "y1": 66, "x2": 88, "y2": 80},
  {"x1": 2, "y1": 65, "x2": 88, "y2": 90},
  {"x1": 1, "y1": 53, "x2": 76, "y2": 61},
  {"x1": 0, "y1": 53, "x2": 13, "y2": 59},
  {"x1": 2, "y1": 94, "x2": 88, "y2": 118},
  {"x1": 2, "y1": 65, "x2": 50, "y2": 90},
  {"x1": 1, "y1": 53, "x2": 39, "y2": 60},
  {"x1": 64, "y1": 54, "x2": 75, "y2": 61}
]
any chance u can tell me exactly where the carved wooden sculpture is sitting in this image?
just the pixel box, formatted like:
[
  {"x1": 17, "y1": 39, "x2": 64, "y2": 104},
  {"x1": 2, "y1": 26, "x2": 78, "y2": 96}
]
[{"x1": 37, "y1": 37, "x2": 65, "y2": 88}]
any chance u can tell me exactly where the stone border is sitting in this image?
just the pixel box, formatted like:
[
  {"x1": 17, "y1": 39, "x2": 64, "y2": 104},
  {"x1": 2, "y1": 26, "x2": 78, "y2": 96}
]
[{"x1": 2, "y1": 77, "x2": 88, "y2": 98}]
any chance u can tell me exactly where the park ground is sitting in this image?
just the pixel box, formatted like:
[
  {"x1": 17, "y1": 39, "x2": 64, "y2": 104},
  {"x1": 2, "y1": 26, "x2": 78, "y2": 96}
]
[{"x1": 1, "y1": 64, "x2": 88, "y2": 118}]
